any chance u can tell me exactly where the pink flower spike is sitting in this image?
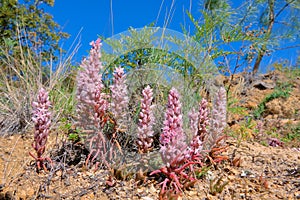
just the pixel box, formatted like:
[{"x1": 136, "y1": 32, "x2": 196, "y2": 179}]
[
  {"x1": 188, "y1": 97, "x2": 210, "y2": 157},
  {"x1": 160, "y1": 87, "x2": 187, "y2": 167},
  {"x1": 110, "y1": 67, "x2": 129, "y2": 129},
  {"x1": 76, "y1": 38, "x2": 104, "y2": 128},
  {"x1": 30, "y1": 87, "x2": 52, "y2": 171},
  {"x1": 208, "y1": 87, "x2": 227, "y2": 147},
  {"x1": 136, "y1": 85, "x2": 155, "y2": 153},
  {"x1": 76, "y1": 38, "x2": 112, "y2": 170}
]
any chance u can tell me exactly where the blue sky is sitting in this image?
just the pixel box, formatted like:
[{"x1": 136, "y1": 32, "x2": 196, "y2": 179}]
[
  {"x1": 46, "y1": 1, "x2": 200, "y2": 62},
  {"x1": 45, "y1": 0, "x2": 299, "y2": 71}
]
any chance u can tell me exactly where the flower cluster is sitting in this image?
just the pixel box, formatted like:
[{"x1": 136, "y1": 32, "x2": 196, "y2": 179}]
[
  {"x1": 136, "y1": 85, "x2": 155, "y2": 153},
  {"x1": 202, "y1": 87, "x2": 229, "y2": 164},
  {"x1": 188, "y1": 98, "x2": 210, "y2": 157},
  {"x1": 151, "y1": 87, "x2": 228, "y2": 197},
  {"x1": 151, "y1": 88, "x2": 203, "y2": 197},
  {"x1": 30, "y1": 88, "x2": 52, "y2": 171},
  {"x1": 110, "y1": 67, "x2": 129, "y2": 130},
  {"x1": 76, "y1": 39, "x2": 112, "y2": 170},
  {"x1": 160, "y1": 87, "x2": 187, "y2": 167},
  {"x1": 268, "y1": 138, "x2": 283, "y2": 147},
  {"x1": 76, "y1": 38, "x2": 103, "y2": 127},
  {"x1": 87, "y1": 80, "x2": 111, "y2": 170},
  {"x1": 94, "y1": 82, "x2": 109, "y2": 128},
  {"x1": 197, "y1": 98, "x2": 210, "y2": 141},
  {"x1": 29, "y1": 37, "x2": 230, "y2": 199},
  {"x1": 208, "y1": 87, "x2": 227, "y2": 147}
]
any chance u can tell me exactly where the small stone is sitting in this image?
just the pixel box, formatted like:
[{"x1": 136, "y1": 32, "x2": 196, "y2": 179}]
[
  {"x1": 206, "y1": 171, "x2": 215, "y2": 180},
  {"x1": 227, "y1": 175, "x2": 236, "y2": 180},
  {"x1": 137, "y1": 188, "x2": 144, "y2": 193},
  {"x1": 148, "y1": 184, "x2": 157, "y2": 194},
  {"x1": 80, "y1": 193, "x2": 95, "y2": 200},
  {"x1": 18, "y1": 189, "x2": 27, "y2": 199},
  {"x1": 27, "y1": 188, "x2": 35, "y2": 197},
  {"x1": 5, "y1": 191, "x2": 15, "y2": 200},
  {"x1": 188, "y1": 190, "x2": 198, "y2": 196},
  {"x1": 229, "y1": 168, "x2": 240, "y2": 175},
  {"x1": 56, "y1": 170, "x2": 62, "y2": 177},
  {"x1": 240, "y1": 171, "x2": 247, "y2": 177},
  {"x1": 0, "y1": 184, "x2": 4, "y2": 192},
  {"x1": 141, "y1": 197, "x2": 154, "y2": 200}
]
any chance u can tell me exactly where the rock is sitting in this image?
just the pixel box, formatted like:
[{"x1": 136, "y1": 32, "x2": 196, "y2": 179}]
[
  {"x1": 252, "y1": 80, "x2": 276, "y2": 90},
  {"x1": 244, "y1": 88, "x2": 273, "y2": 109},
  {"x1": 55, "y1": 170, "x2": 62, "y2": 177},
  {"x1": 214, "y1": 75, "x2": 226, "y2": 86},
  {"x1": 245, "y1": 101, "x2": 258, "y2": 109},
  {"x1": 295, "y1": 191, "x2": 300, "y2": 199},
  {"x1": 227, "y1": 175, "x2": 236, "y2": 181},
  {"x1": 0, "y1": 184, "x2": 4, "y2": 192}
]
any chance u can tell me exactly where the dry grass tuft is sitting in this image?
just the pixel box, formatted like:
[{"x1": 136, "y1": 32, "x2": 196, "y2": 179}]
[{"x1": 0, "y1": 30, "x2": 79, "y2": 135}]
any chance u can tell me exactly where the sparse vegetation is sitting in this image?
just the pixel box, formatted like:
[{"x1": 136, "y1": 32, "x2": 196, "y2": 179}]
[
  {"x1": 253, "y1": 82, "x2": 293, "y2": 119},
  {"x1": 0, "y1": 0, "x2": 299, "y2": 199}
]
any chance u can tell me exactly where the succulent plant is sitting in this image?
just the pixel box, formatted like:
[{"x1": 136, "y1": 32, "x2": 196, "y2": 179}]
[
  {"x1": 76, "y1": 38, "x2": 113, "y2": 170},
  {"x1": 151, "y1": 88, "x2": 201, "y2": 197},
  {"x1": 151, "y1": 87, "x2": 229, "y2": 197},
  {"x1": 74, "y1": 38, "x2": 229, "y2": 197},
  {"x1": 29, "y1": 87, "x2": 52, "y2": 171}
]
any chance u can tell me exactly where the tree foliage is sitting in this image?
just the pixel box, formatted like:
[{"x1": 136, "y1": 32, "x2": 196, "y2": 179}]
[
  {"x1": 189, "y1": 0, "x2": 300, "y2": 75},
  {"x1": 0, "y1": 0, "x2": 69, "y2": 61}
]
